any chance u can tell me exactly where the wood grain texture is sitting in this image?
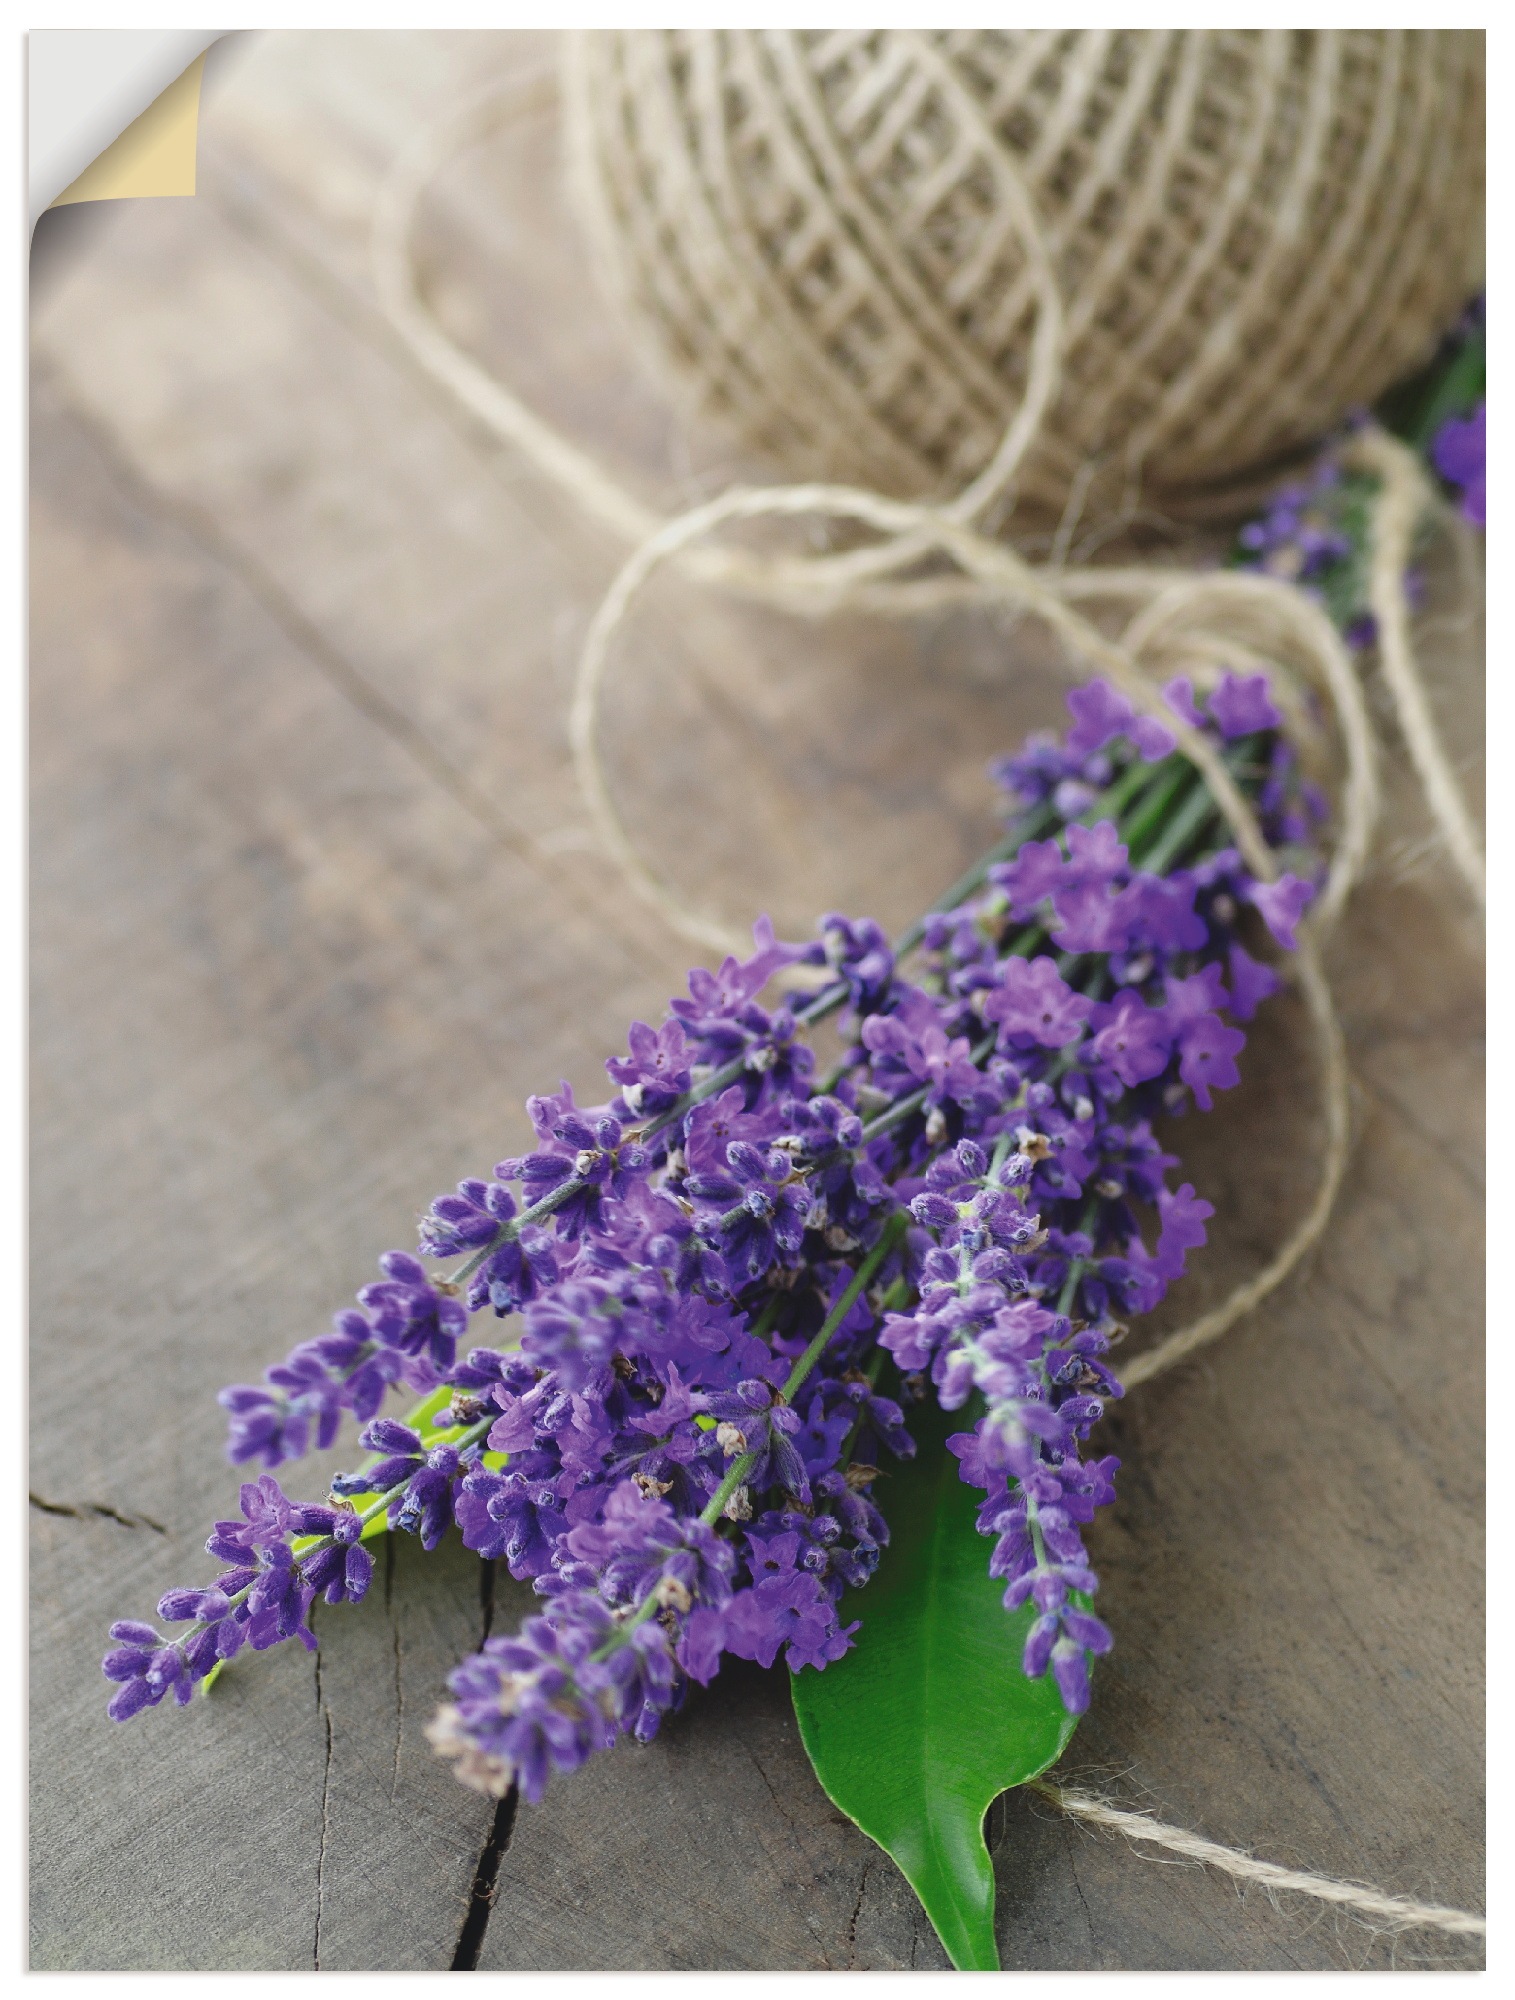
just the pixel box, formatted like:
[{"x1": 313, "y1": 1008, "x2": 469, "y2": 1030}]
[{"x1": 30, "y1": 29, "x2": 1483, "y2": 1971}]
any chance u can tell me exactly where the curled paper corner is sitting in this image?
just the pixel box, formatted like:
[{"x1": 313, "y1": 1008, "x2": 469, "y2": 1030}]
[
  {"x1": 28, "y1": 30, "x2": 225, "y2": 228},
  {"x1": 50, "y1": 53, "x2": 208, "y2": 211}
]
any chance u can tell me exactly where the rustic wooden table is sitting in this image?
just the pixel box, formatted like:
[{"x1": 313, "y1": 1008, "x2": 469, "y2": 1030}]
[{"x1": 30, "y1": 31, "x2": 1485, "y2": 1973}]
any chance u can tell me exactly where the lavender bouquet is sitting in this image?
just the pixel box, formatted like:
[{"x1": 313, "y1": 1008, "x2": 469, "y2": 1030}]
[{"x1": 101, "y1": 312, "x2": 1483, "y2": 1972}]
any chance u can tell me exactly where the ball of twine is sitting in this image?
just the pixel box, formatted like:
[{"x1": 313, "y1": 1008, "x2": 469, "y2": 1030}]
[{"x1": 564, "y1": 28, "x2": 1483, "y2": 532}]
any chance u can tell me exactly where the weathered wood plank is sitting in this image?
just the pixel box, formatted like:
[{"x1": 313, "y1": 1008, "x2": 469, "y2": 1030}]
[
  {"x1": 31, "y1": 27, "x2": 1483, "y2": 1971},
  {"x1": 26, "y1": 370, "x2": 646, "y2": 1970},
  {"x1": 304, "y1": 1535, "x2": 499, "y2": 1971}
]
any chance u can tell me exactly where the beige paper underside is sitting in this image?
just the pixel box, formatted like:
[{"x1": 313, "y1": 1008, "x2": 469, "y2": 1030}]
[{"x1": 51, "y1": 53, "x2": 205, "y2": 208}]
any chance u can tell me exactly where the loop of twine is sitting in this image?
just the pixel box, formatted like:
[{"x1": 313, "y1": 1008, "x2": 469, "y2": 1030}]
[
  {"x1": 1349, "y1": 424, "x2": 1487, "y2": 908},
  {"x1": 371, "y1": 65, "x2": 1485, "y2": 1944}
]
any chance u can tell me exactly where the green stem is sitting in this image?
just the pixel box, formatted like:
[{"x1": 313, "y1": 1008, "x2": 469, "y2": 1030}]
[
  {"x1": 776, "y1": 1212, "x2": 909, "y2": 1407},
  {"x1": 1086, "y1": 749, "x2": 1177, "y2": 824},
  {"x1": 896, "y1": 749, "x2": 1177, "y2": 961},
  {"x1": 700, "y1": 1211, "x2": 911, "y2": 1529},
  {"x1": 1136, "y1": 771, "x2": 1222, "y2": 877},
  {"x1": 1117, "y1": 756, "x2": 1191, "y2": 857},
  {"x1": 1003, "y1": 922, "x2": 1046, "y2": 958},
  {"x1": 1026, "y1": 1499, "x2": 1051, "y2": 1573},
  {"x1": 1128, "y1": 735, "x2": 1265, "y2": 876},
  {"x1": 894, "y1": 799, "x2": 1059, "y2": 957},
  {"x1": 747, "y1": 1293, "x2": 785, "y2": 1342},
  {"x1": 585, "y1": 1213, "x2": 910, "y2": 1667},
  {"x1": 1056, "y1": 1196, "x2": 1103, "y2": 1315}
]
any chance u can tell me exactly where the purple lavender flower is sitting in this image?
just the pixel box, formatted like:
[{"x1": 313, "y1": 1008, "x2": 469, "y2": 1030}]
[
  {"x1": 1233, "y1": 462, "x2": 1354, "y2": 586},
  {"x1": 1088, "y1": 989, "x2": 1172, "y2": 1087},
  {"x1": 983, "y1": 957, "x2": 1094, "y2": 1049},
  {"x1": 720, "y1": 1564, "x2": 859, "y2": 1673},
  {"x1": 102, "y1": 1622, "x2": 195, "y2": 1721},
  {"x1": 297, "y1": 1508, "x2": 375, "y2": 1605},
  {"x1": 669, "y1": 918, "x2": 819, "y2": 1094},
  {"x1": 1145, "y1": 1183, "x2": 1215, "y2": 1283},
  {"x1": 686, "y1": 1141, "x2": 813, "y2": 1287},
  {"x1": 1065, "y1": 678, "x2": 1175, "y2": 762},
  {"x1": 1176, "y1": 1014, "x2": 1246, "y2": 1111},
  {"x1": 425, "y1": 1596, "x2": 624, "y2": 1800},
  {"x1": 205, "y1": 1474, "x2": 297, "y2": 1557},
  {"x1": 1431, "y1": 402, "x2": 1485, "y2": 528},
  {"x1": 1246, "y1": 874, "x2": 1314, "y2": 951},
  {"x1": 455, "y1": 1453, "x2": 567, "y2": 1578},
  {"x1": 859, "y1": 1009, "x2": 984, "y2": 1116},
  {"x1": 605, "y1": 1019, "x2": 693, "y2": 1114},
  {"x1": 683, "y1": 1084, "x2": 775, "y2": 1174},
  {"x1": 1208, "y1": 673, "x2": 1282, "y2": 740},
  {"x1": 1222, "y1": 943, "x2": 1278, "y2": 1022},
  {"x1": 555, "y1": 1480, "x2": 734, "y2": 1612},
  {"x1": 502, "y1": 1100, "x2": 651, "y2": 1242},
  {"x1": 419, "y1": 1178, "x2": 516, "y2": 1259},
  {"x1": 994, "y1": 835, "x2": 1071, "y2": 919},
  {"x1": 358, "y1": 1251, "x2": 470, "y2": 1374},
  {"x1": 819, "y1": 913, "x2": 896, "y2": 1015}
]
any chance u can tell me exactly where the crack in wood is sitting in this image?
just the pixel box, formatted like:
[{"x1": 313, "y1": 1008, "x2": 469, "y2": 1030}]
[
  {"x1": 845, "y1": 1859, "x2": 873, "y2": 1968},
  {"x1": 314, "y1": 1643, "x2": 333, "y2": 1972},
  {"x1": 450, "y1": 1788, "x2": 520, "y2": 1971},
  {"x1": 391, "y1": 1621, "x2": 404, "y2": 1804},
  {"x1": 29, "y1": 1490, "x2": 166, "y2": 1533},
  {"x1": 739, "y1": 1742, "x2": 835, "y2": 1968},
  {"x1": 1067, "y1": 1837, "x2": 1096, "y2": 1946}
]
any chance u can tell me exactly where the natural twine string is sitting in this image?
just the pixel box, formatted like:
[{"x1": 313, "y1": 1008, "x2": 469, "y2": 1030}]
[
  {"x1": 371, "y1": 68, "x2": 1484, "y2": 1944},
  {"x1": 1350, "y1": 424, "x2": 1487, "y2": 909},
  {"x1": 566, "y1": 31, "x2": 1483, "y2": 534},
  {"x1": 1027, "y1": 1784, "x2": 1486, "y2": 1941}
]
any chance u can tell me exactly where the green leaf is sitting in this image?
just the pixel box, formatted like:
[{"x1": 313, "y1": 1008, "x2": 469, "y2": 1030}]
[{"x1": 791, "y1": 1398, "x2": 1082, "y2": 1970}]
